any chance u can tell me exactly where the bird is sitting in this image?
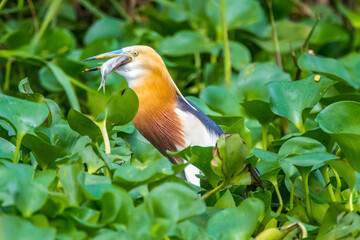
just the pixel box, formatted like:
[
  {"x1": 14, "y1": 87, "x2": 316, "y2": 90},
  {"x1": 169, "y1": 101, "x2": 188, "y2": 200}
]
[{"x1": 83, "y1": 45, "x2": 226, "y2": 185}]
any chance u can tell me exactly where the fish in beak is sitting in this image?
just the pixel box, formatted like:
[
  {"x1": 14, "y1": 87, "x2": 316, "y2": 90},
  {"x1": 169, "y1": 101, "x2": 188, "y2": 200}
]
[{"x1": 83, "y1": 49, "x2": 132, "y2": 93}]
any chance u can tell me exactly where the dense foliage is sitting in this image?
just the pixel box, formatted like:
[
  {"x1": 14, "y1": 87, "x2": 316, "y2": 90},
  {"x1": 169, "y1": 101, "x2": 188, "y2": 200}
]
[{"x1": 1, "y1": 0, "x2": 360, "y2": 239}]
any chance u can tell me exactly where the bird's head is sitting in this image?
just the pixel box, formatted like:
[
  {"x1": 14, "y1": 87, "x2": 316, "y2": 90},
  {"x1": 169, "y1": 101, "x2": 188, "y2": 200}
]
[
  {"x1": 83, "y1": 45, "x2": 195, "y2": 110},
  {"x1": 83, "y1": 45, "x2": 168, "y2": 88}
]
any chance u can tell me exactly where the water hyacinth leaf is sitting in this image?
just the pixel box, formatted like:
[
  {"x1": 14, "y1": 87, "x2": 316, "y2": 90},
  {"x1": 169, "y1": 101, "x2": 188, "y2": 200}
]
[
  {"x1": 113, "y1": 158, "x2": 174, "y2": 190},
  {"x1": 298, "y1": 53, "x2": 359, "y2": 89},
  {"x1": 158, "y1": 30, "x2": 219, "y2": 56},
  {"x1": 236, "y1": 62, "x2": 291, "y2": 102},
  {"x1": 146, "y1": 183, "x2": 206, "y2": 222},
  {"x1": 254, "y1": 21, "x2": 311, "y2": 53},
  {"x1": 39, "y1": 66, "x2": 63, "y2": 92},
  {"x1": 253, "y1": 148, "x2": 280, "y2": 175},
  {"x1": 279, "y1": 137, "x2": 327, "y2": 157},
  {"x1": 241, "y1": 100, "x2": 275, "y2": 125},
  {"x1": 228, "y1": 41, "x2": 251, "y2": 71},
  {"x1": 105, "y1": 88, "x2": 139, "y2": 126},
  {"x1": 0, "y1": 215, "x2": 55, "y2": 240},
  {"x1": 0, "y1": 94, "x2": 49, "y2": 136},
  {"x1": 207, "y1": 198, "x2": 264, "y2": 240},
  {"x1": 206, "y1": 0, "x2": 266, "y2": 32},
  {"x1": 0, "y1": 137, "x2": 16, "y2": 160},
  {"x1": 15, "y1": 181, "x2": 48, "y2": 217},
  {"x1": 22, "y1": 134, "x2": 62, "y2": 169},
  {"x1": 285, "y1": 152, "x2": 338, "y2": 170},
  {"x1": 84, "y1": 18, "x2": 136, "y2": 45},
  {"x1": 68, "y1": 108, "x2": 101, "y2": 141},
  {"x1": 59, "y1": 162, "x2": 84, "y2": 206},
  {"x1": 214, "y1": 189, "x2": 236, "y2": 209},
  {"x1": 36, "y1": 27, "x2": 76, "y2": 57},
  {"x1": 65, "y1": 206, "x2": 102, "y2": 228},
  {"x1": 316, "y1": 101, "x2": 360, "y2": 172},
  {"x1": 200, "y1": 86, "x2": 241, "y2": 116},
  {"x1": 268, "y1": 75, "x2": 334, "y2": 131}
]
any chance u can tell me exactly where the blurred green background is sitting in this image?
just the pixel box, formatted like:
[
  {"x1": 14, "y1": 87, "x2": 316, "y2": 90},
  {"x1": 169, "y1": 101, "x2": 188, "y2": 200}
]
[{"x1": 1, "y1": 0, "x2": 360, "y2": 115}]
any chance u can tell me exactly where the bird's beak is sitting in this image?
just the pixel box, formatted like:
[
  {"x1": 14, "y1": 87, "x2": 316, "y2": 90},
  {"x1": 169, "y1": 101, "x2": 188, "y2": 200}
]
[{"x1": 82, "y1": 49, "x2": 132, "y2": 72}]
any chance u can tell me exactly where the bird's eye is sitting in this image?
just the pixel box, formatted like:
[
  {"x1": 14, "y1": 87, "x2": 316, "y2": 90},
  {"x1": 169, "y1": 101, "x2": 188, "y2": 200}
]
[{"x1": 132, "y1": 50, "x2": 139, "y2": 57}]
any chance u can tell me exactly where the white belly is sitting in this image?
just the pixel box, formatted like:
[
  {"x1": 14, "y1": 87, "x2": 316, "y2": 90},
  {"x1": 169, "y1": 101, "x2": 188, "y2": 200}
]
[{"x1": 175, "y1": 107, "x2": 221, "y2": 186}]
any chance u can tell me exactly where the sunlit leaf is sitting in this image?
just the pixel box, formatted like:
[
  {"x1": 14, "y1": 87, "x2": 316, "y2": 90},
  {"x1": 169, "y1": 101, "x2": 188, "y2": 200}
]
[{"x1": 268, "y1": 75, "x2": 334, "y2": 131}]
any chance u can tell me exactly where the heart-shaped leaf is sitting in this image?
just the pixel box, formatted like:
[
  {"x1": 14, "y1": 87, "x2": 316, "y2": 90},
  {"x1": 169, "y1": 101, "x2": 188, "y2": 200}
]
[
  {"x1": 316, "y1": 101, "x2": 360, "y2": 172},
  {"x1": 106, "y1": 88, "x2": 139, "y2": 126},
  {"x1": 268, "y1": 75, "x2": 334, "y2": 132},
  {"x1": 207, "y1": 198, "x2": 264, "y2": 239}
]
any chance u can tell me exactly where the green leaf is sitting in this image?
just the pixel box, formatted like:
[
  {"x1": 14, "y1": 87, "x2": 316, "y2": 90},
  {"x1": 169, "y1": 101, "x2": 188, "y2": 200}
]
[
  {"x1": 316, "y1": 101, "x2": 360, "y2": 172},
  {"x1": 214, "y1": 189, "x2": 236, "y2": 209},
  {"x1": 254, "y1": 21, "x2": 311, "y2": 53},
  {"x1": 268, "y1": 75, "x2": 334, "y2": 131},
  {"x1": 84, "y1": 18, "x2": 136, "y2": 45},
  {"x1": 285, "y1": 152, "x2": 338, "y2": 169},
  {"x1": 158, "y1": 30, "x2": 218, "y2": 56},
  {"x1": 0, "y1": 137, "x2": 16, "y2": 160},
  {"x1": 39, "y1": 66, "x2": 63, "y2": 92},
  {"x1": 59, "y1": 162, "x2": 84, "y2": 206},
  {"x1": 113, "y1": 158, "x2": 174, "y2": 190},
  {"x1": 146, "y1": 182, "x2": 206, "y2": 222},
  {"x1": 15, "y1": 181, "x2": 48, "y2": 217},
  {"x1": 0, "y1": 94, "x2": 49, "y2": 136},
  {"x1": 0, "y1": 215, "x2": 55, "y2": 240},
  {"x1": 207, "y1": 198, "x2": 264, "y2": 239},
  {"x1": 22, "y1": 134, "x2": 62, "y2": 169},
  {"x1": 236, "y1": 62, "x2": 291, "y2": 102},
  {"x1": 200, "y1": 86, "x2": 241, "y2": 116},
  {"x1": 106, "y1": 88, "x2": 139, "y2": 126},
  {"x1": 298, "y1": 53, "x2": 359, "y2": 89},
  {"x1": 228, "y1": 41, "x2": 251, "y2": 71},
  {"x1": 206, "y1": 0, "x2": 266, "y2": 32},
  {"x1": 36, "y1": 27, "x2": 76, "y2": 57},
  {"x1": 241, "y1": 100, "x2": 275, "y2": 125},
  {"x1": 68, "y1": 108, "x2": 101, "y2": 140}
]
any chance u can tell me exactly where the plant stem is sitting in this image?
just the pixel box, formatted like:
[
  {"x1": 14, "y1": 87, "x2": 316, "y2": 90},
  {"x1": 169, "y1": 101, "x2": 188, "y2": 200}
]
[
  {"x1": 32, "y1": 0, "x2": 62, "y2": 49},
  {"x1": 331, "y1": 166, "x2": 342, "y2": 201},
  {"x1": 194, "y1": 52, "x2": 201, "y2": 88},
  {"x1": 3, "y1": 59, "x2": 13, "y2": 91},
  {"x1": 77, "y1": 0, "x2": 107, "y2": 18},
  {"x1": 349, "y1": 190, "x2": 354, "y2": 211},
  {"x1": 297, "y1": 121, "x2": 305, "y2": 134},
  {"x1": 289, "y1": 180, "x2": 295, "y2": 210},
  {"x1": 262, "y1": 124, "x2": 269, "y2": 150},
  {"x1": 13, "y1": 134, "x2": 24, "y2": 163},
  {"x1": 274, "y1": 181, "x2": 283, "y2": 214},
  {"x1": 220, "y1": 0, "x2": 231, "y2": 87},
  {"x1": 202, "y1": 181, "x2": 226, "y2": 200},
  {"x1": 320, "y1": 166, "x2": 336, "y2": 202},
  {"x1": 302, "y1": 173, "x2": 312, "y2": 219},
  {"x1": 0, "y1": 0, "x2": 8, "y2": 10},
  {"x1": 17, "y1": 0, "x2": 24, "y2": 19},
  {"x1": 266, "y1": 0, "x2": 282, "y2": 69},
  {"x1": 109, "y1": 0, "x2": 131, "y2": 21},
  {"x1": 99, "y1": 120, "x2": 111, "y2": 154}
]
